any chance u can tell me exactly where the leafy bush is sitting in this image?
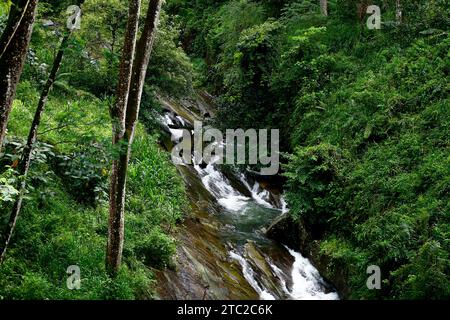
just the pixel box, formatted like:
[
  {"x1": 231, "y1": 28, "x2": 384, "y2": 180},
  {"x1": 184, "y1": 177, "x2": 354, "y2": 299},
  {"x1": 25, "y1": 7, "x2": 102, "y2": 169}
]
[
  {"x1": 133, "y1": 227, "x2": 177, "y2": 268},
  {"x1": 284, "y1": 143, "x2": 345, "y2": 237},
  {"x1": 55, "y1": 143, "x2": 110, "y2": 205},
  {"x1": 0, "y1": 167, "x2": 19, "y2": 203},
  {"x1": 172, "y1": 0, "x2": 450, "y2": 299},
  {"x1": 284, "y1": 29, "x2": 449, "y2": 299},
  {"x1": 129, "y1": 135, "x2": 186, "y2": 217},
  {"x1": 0, "y1": 129, "x2": 186, "y2": 300}
]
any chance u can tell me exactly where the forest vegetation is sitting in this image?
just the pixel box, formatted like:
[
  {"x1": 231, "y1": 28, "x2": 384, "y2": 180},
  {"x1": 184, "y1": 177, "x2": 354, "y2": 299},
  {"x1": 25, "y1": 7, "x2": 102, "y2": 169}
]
[{"x1": 0, "y1": 0, "x2": 448, "y2": 300}]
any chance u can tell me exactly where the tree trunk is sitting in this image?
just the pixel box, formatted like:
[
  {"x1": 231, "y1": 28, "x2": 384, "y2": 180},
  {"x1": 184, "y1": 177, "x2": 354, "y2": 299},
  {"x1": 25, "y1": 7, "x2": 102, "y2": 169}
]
[
  {"x1": 106, "y1": 0, "x2": 142, "y2": 276},
  {"x1": 0, "y1": 0, "x2": 38, "y2": 150},
  {"x1": 320, "y1": 0, "x2": 328, "y2": 16},
  {"x1": 357, "y1": 1, "x2": 370, "y2": 22},
  {"x1": 106, "y1": 0, "x2": 162, "y2": 276},
  {"x1": 0, "y1": 35, "x2": 68, "y2": 263},
  {"x1": 0, "y1": 0, "x2": 85, "y2": 265}
]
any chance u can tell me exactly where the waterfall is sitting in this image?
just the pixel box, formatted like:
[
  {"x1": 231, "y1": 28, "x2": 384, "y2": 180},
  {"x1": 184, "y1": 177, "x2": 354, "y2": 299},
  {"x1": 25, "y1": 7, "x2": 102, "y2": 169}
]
[
  {"x1": 239, "y1": 174, "x2": 274, "y2": 209},
  {"x1": 193, "y1": 159, "x2": 339, "y2": 300},
  {"x1": 285, "y1": 247, "x2": 339, "y2": 300},
  {"x1": 194, "y1": 162, "x2": 251, "y2": 212},
  {"x1": 160, "y1": 110, "x2": 339, "y2": 300}
]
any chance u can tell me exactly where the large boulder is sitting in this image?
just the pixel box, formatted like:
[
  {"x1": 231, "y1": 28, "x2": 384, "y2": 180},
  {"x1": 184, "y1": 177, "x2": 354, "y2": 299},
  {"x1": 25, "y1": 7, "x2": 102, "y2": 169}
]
[{"x1": 266, "y1": 213, "x2": 301, "y2": 250}]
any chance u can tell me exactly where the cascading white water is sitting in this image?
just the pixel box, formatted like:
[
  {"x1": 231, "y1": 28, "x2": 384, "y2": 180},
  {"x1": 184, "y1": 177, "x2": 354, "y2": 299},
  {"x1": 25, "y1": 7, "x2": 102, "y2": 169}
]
[
  {"x1": 281, "y1": 196, "x2": 289, "y2": 214},
  {"x1": 161, "y1": 111, "x2": 339, "y2": 300},
  {"x1": 194, "y1": 160, "x2": 251, "y2": 212},
  {"x1": 195, "y1": 161, "x2": 339, "y2": 300},
  {"x1": 239, "y1": 174, "x2": 274, "y2": 208},
  {"x1": 229, "y1": 251, "x2": 276, "y2": 300},
  {"x1": 284, "y1": 247, "x2": 339, "y2": 300},
  {"x1": 162, "y1": 114, "x2": 184, "y2": 142},
  {"x1": 273, "y1": 197, "x2": 338, "y2": 300}
]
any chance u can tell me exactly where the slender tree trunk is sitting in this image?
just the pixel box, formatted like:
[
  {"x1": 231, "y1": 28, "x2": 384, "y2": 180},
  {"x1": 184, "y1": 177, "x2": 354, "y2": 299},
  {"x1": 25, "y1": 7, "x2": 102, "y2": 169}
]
[
  {"x1": 106, "y1": 0, "x2": 141, "y2": 276},
  {"x1": 106, "y1": 0, "x2": 162, "y2": 276},
  {"x1": 0, "y1": 0, "x2": 85, "y2": 265},
  {"x1": 125, "y1": 0, "x2": 162, "y2": 140},
  {"x1": 0, "y1": 0, "x2": 38, "y2": 150},
  {"x1": 0, "y1": 0, "x2": 32, "y2": 59},
  {"x1": 320, "y1": 0, "x2": 328, "y2": 16}
]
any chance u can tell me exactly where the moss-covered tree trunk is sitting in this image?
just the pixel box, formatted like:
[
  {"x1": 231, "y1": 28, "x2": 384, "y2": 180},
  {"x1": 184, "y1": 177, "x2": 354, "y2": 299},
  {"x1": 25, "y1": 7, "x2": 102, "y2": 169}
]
[
  {"x1": 107, "y1": 0, "x2": 162, "y2": 276},
  {"x1": 0, "y1": 0, "x2": 38, "y2": 262},
  {"x1": 106, "y1": 0, "x2": 141, "y2": 276},
  {"x1": 396, "y1": 0, "x2": 402, "y2": 25},
  {"x1": 320, "y1": 0, "x2": 328, "y2": 16},
  {"x1": 0, "y1": 0, "x2": 38, "y2": 149},
  {"x1": 0, "y1": 0, "x2": 38, "y2": 150},
  {"x1": 357, "y1": 1, "x2": 370, "y2": 22}
]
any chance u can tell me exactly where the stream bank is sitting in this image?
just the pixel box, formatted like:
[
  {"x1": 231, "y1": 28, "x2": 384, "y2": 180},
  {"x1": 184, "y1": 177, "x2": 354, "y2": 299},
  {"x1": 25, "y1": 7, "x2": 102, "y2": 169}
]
[{"x1": 154, "y1": 92, "x2": 339, "y2": 300}]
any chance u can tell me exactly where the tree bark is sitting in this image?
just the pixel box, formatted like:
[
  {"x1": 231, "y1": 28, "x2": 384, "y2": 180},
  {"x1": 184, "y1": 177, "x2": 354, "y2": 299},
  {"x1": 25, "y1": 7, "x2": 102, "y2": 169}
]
[
  {"x1": 320, "y1": 0, "x2": 328, "y2": 16},
  {"x1": 0, "y1": 0, "x2": 86, "y2": 265},
  {"x1": 0, "y1": 0, "x2": 38, "y2": 150},
  {"x1": 106, "y1": 0, "x2": 142, "y2": 276},
  {"x1": 0, "y1": 0, "x2": 32, "y2": 59},
  {"x1": 106, "y1": 0, "x2": 162, "y2": 276},
  {"x1": 357, "y1": 1, "x2": 370, "y2": 22}
]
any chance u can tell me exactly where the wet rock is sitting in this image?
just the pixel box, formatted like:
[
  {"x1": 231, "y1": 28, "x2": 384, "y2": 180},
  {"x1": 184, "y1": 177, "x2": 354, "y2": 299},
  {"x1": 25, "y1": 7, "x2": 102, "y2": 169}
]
[
  {"x1": 244, "y1": 241, "x2": 285, "y2": 299},
  {"x1": 245, "y1": 242, "x2": 274, "y2": 279},
  {"x1": 221, "y1": 168, "x2": 252, "y2": 198},
  {"x1": 157, "y1": 89, "x2": 216, "y2": 126},
  {"x1": 199, "y1": 161, "x2": 208, "y2": 170},
  {"x1": 156, "y1": 216, "x2": 259, "y2": 300},
  {"x1": 176, "y1": 165, "x2": 219, "y2": 214},
  {"x1": 244, "y1": 241, "x2": 287, "y2": 299},
  {"x1": 268, "y1": 192, "x2": 282, "y2": 209},
  {"x1": 159, "y1": 131, "x2": 173, "y2": 151},
  {"x1": 42, "y1": 20, "x2": 55, "y2": 28},
  {"x1": 266, "y1": 213, "x2": 301, "y2": 250}
]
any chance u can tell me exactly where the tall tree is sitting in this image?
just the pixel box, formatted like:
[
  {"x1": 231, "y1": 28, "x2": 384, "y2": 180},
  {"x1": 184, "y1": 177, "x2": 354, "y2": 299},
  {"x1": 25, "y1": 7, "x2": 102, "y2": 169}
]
[
  {"x1": 106, "y1": 0, "x2": 141, "y2": 275},
  {"x1": 0, "y1": 0, "x2": 39, "y2": 149},
  {"x1": 356, "y1": 1, "x2": 370, "y2": 22},
  {"x1": 106, "y1": 0, "x2": 162, "y2": 276}
]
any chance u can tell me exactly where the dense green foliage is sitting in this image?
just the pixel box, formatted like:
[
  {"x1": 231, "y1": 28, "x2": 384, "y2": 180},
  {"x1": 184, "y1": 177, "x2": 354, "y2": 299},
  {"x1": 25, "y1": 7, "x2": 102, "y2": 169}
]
[
  {"x1": 0, "y1": 0, "x2": 448, "y2": 300},
  {"x1": 0, "y1": 1, "x2": 188, "y2": 299},
  {"x1": 0, "y1": 126, "x2": 185, "y2": 299},
  {"x1": 168, "y1": 0, "x2": 449, "y2": 299}
]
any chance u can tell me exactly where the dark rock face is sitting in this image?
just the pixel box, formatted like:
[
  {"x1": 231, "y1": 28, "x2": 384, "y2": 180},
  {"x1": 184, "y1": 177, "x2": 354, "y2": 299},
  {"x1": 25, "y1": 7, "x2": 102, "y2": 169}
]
[
  {"x1": 266, "y1": 213, "x2": 301, "y2": 250},
  {"x1": 266, "y1": 213, "x2": 350, "y2": 299},
  {"x1": 220, "y1": 167, "x2": 253, "y2": 198}
]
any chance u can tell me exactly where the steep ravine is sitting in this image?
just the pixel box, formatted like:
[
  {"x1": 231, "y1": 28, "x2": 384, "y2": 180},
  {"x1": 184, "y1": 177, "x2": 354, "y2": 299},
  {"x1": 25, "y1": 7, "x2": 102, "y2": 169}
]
[{"x1": 155, "y1": 93, "x2": 338, "y2": 300}]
